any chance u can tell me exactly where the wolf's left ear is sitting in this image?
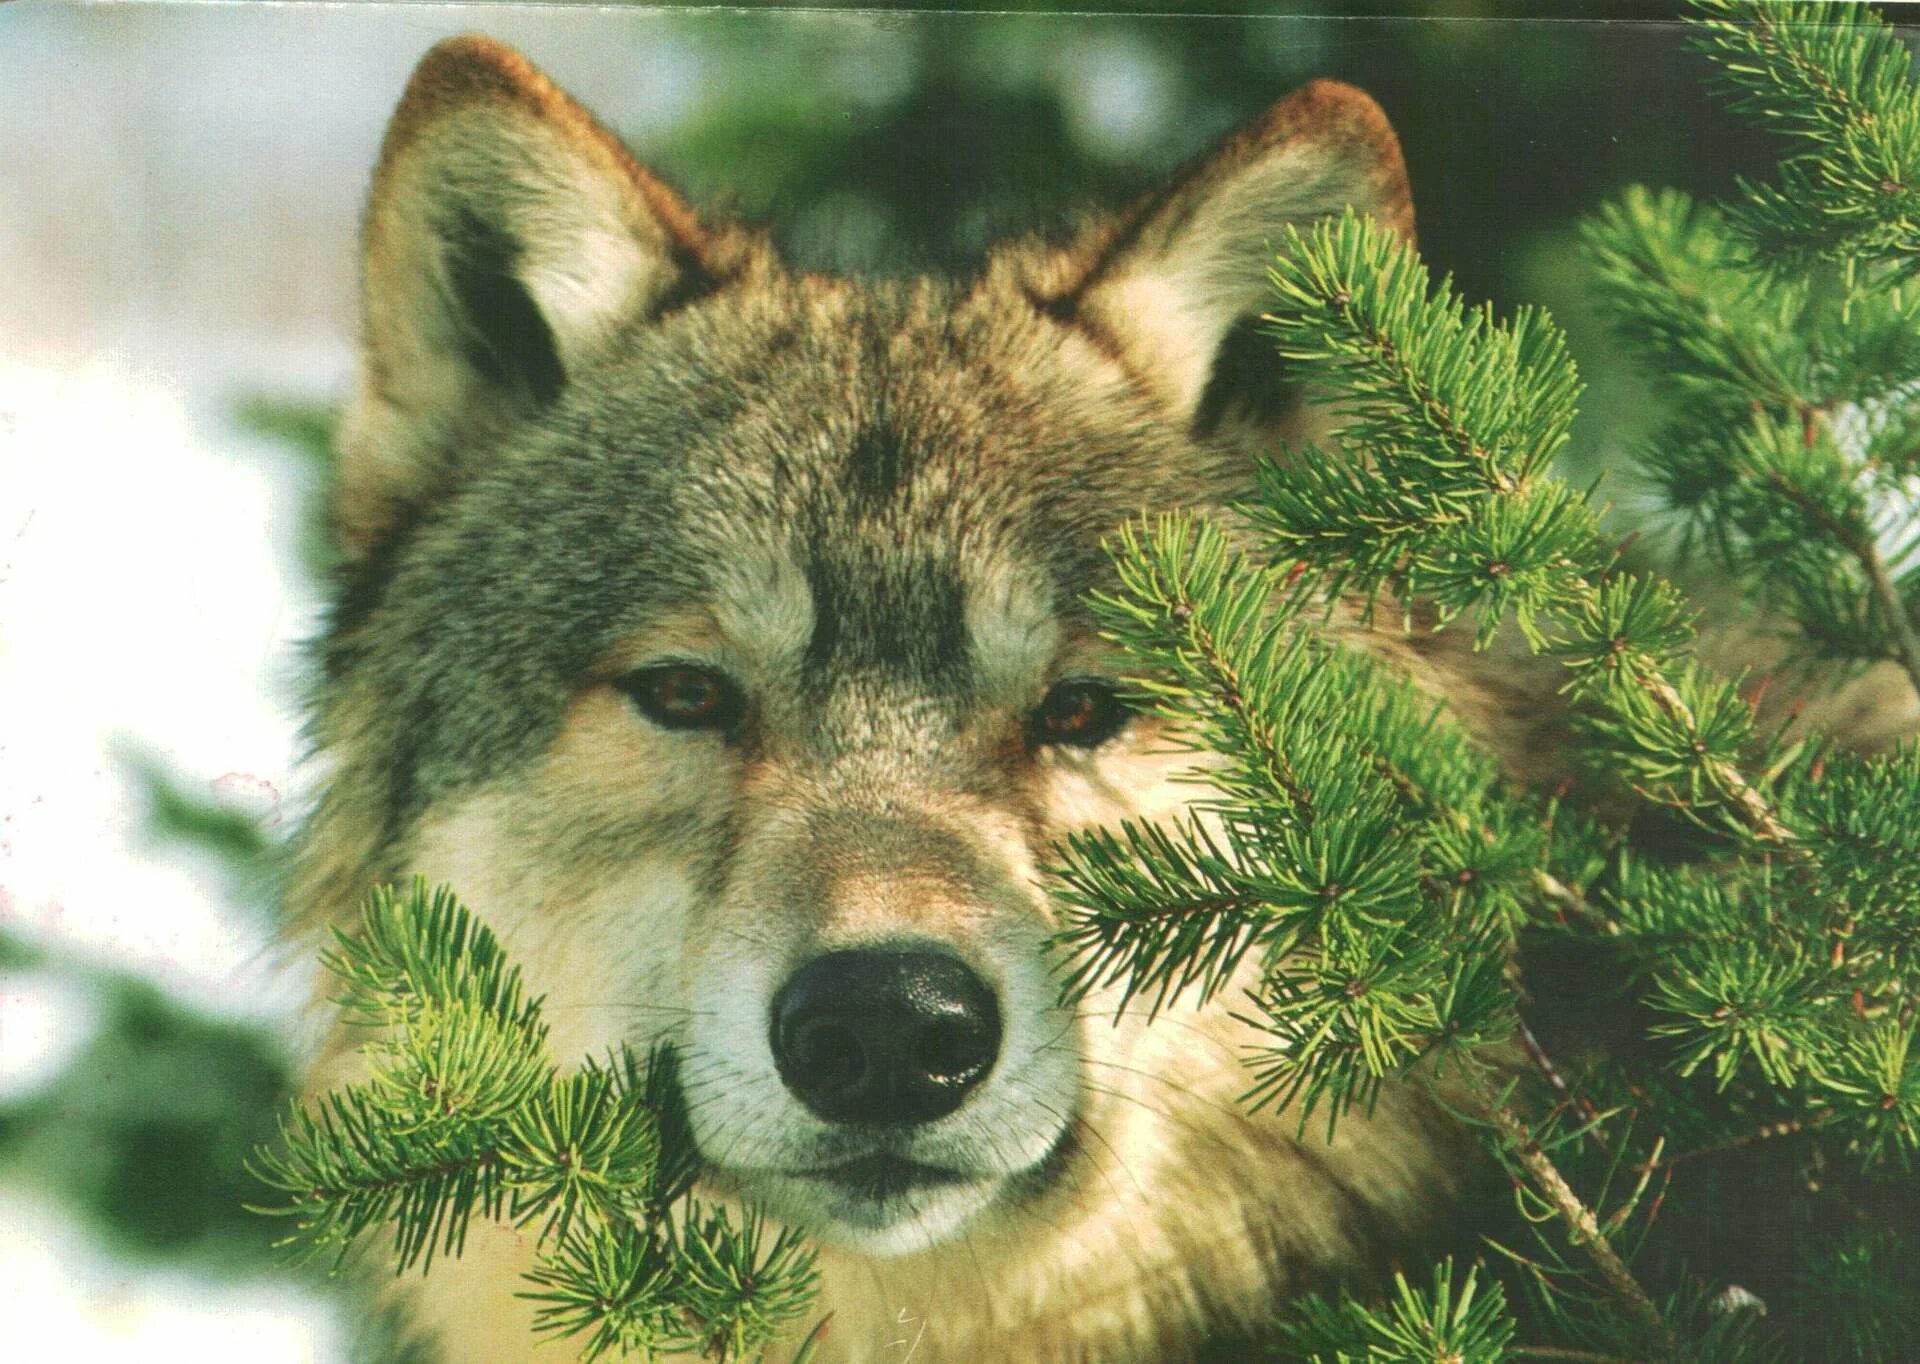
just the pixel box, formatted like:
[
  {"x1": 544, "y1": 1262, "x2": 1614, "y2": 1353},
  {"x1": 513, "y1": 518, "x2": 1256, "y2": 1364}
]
[
  {"x1": 1037, "y1": 79, "x2": 1412, "y2": 425},
  {"x1": 337, "y1": 35, "x2": 757, "y2": 560}
]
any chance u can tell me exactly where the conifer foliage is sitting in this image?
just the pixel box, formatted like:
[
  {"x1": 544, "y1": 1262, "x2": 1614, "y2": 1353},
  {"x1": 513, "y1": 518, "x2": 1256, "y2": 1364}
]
[
  {"x1": 254, "y1": 1, "x2": 1920, "y2": 1359},
  {"x1": 252, "y1": 882, "x2": 820, "y2": 1361},
  {"x1": 1055, "y1": 2, "x2": 1920, "y2": 1358}
]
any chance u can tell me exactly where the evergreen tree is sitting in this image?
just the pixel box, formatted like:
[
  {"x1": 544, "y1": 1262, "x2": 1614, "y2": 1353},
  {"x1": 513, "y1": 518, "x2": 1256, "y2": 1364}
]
[{"x1": 258, "y1": 1, "x2": 1920, "y2": 1358}]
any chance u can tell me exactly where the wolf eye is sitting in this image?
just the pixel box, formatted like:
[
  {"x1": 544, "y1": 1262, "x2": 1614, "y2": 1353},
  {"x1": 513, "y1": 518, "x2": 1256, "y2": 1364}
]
[
  {"x1": 617, "y1": 664, "x2": 744, "y2": 732},
  {"x1": 1031, "y1": 678, "x2": 1131, "y2": 749}
]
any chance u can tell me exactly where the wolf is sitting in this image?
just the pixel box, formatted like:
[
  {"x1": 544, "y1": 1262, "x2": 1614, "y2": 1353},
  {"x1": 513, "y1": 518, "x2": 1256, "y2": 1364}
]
[{"x1": 292, "y1": 35, "x2": 1581, "y2": 1363}]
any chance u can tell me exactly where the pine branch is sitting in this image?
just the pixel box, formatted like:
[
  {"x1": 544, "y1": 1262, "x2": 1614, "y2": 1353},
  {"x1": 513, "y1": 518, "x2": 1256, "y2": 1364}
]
[
  {"x1": 1587, "y1": 200, "x2": 1920, "y2": 694},
  {"x1": 249, "y1": 1083, "x2": 511, "y2": 1271},
  {"x1": 1459, "y1": 1071, "x2": 1680, "y2": 1360},
  {"x1": 1264, "y1": 211, "x2": 1803, "y2": 851},
  {"x1": 1578, "y1": 186, "x2": 1809, "y2": 411},
  {"x1": 1579, "y1": 6, "x2": 1920, "y2": 707},
  {"x1": 1693, "y1": 0, "x2": 1920, "y2": 267},
  {"x1": 1055, "y1": 517, "x2": 1537, "y2": 1145},
  {"x1": 1281, "y1": 1259, "x2": 1518, "y2": 1362},
  {"x1": 1063, "y1": 3, "x2": 1920, "y2": 1359},
  {"x1": 255, "y1": 881, "x2": 820, "y2": 1360},
  {"x1": 1732, "y1": 407, "x2": 1920, "y2": 700},
  {"x1": 1262, "y1": 216, "x2": 1579, "y2": 494},
  {"x1": 1049, "y1": 814, "x2": 1282, "y2": 1016},
  {"x1": 1632, "y1": 668, "x2": 1795, "y2": 845}
]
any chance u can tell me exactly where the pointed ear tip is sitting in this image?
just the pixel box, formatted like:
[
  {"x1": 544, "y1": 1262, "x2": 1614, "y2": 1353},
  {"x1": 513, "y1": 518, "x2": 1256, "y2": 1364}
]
[
  {"x1": 1267, "y1": 78, "x2": 1397, "y2": 142},
  {"x1": 408, "y1": 33, "x2": 544, "y2": 96},
  {"x1": 383, "y1": 34, "x2": 564, "y2": 144},
  {"x1": 382, "y1": 34, "x2": 631, "y2": 179},
  {"x1": 1266, "y1": 78, "x2": 1414, "y2": 238},
  {"x1": 372, "y1": 33, "x2": 656, "y2": 225}
]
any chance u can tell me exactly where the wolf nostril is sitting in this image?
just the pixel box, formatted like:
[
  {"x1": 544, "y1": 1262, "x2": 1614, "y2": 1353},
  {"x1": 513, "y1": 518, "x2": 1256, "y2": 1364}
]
[
  {"x1": 791, "y1": 1019, "x2": 867, "y2": 1090},
  {"x1": 769, "y1": 947, "x2": 1003, "y2": 1126}
]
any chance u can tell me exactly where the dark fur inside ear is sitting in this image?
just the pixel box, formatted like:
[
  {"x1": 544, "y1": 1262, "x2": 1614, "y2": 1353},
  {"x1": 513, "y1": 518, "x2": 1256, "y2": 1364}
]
[
  {"x1": 1045, "y1": 79, "x2": 1411, "y2": 425},
  {"x1": 1192, "y1": 316, "x2": 1304, "y2": 440},
  {"x1": 441, "y1": 204, "x2": 565, "y2": 407},
  {"x1": 334, "y1": 35, "x2": 771, "y2": 565}
]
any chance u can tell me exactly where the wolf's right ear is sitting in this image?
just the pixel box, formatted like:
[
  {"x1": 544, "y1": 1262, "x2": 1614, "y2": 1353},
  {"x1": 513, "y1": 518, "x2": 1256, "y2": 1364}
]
[
  {"x1": 336, "y1": 36, "x2": 756, "y2": 561},
  {"x1": 1029, "y1": 79, "x2": 1412, "y2": 428}
]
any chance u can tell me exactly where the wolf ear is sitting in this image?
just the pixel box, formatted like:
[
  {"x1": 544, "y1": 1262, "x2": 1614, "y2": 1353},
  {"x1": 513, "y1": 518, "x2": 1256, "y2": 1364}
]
[
  {"x1": 1040, "y1": 79, "x2": 1412, "y2": 426},
  {"x1": 336, "y1": 35, "x2": 754, "y2": 559}
]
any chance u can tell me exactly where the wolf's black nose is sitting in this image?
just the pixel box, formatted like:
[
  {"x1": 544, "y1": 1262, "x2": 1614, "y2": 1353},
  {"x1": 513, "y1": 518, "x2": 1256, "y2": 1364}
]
[{"x1": 770, "y1": 948, "x2": 1002, "y2": 1126}]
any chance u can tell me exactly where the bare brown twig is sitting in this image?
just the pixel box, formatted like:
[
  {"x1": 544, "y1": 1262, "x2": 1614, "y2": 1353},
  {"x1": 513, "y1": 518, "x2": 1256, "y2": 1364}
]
[{"x1": 1647, "y1": 1109, "x2": 1833, "y2": 1171}]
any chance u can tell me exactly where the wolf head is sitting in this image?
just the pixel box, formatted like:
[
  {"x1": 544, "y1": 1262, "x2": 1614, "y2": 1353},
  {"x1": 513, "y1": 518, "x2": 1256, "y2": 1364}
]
[{"x1": 300, "y1": 34, "x2": 1437, "y2": 1300}]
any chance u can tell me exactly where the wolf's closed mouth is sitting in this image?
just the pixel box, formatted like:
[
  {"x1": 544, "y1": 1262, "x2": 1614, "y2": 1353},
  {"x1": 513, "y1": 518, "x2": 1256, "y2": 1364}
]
[{"x1": 802, "y1": 1154, "x2": 969, "y2": 1200}]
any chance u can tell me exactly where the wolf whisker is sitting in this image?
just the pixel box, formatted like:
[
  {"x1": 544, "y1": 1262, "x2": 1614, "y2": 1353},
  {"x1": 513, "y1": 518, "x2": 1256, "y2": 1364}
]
[
  {"x1": 543, "y1": 1001, "x2": 713, "y2": 1019},
  {"x1": 1071, "y1": 1056, "x2": 1263, "y2": 1128}
]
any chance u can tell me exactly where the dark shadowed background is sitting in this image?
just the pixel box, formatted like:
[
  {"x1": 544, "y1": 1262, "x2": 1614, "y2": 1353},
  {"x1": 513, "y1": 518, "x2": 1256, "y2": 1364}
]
[{"x1": 0, "y1": 1, "x2": 1845, "y2": 1356}]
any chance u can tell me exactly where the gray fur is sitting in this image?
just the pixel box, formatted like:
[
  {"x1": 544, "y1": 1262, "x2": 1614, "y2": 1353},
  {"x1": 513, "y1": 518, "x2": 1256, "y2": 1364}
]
[{"x1": 317, "y1": 272, "x2": 1243, "y2": 849}]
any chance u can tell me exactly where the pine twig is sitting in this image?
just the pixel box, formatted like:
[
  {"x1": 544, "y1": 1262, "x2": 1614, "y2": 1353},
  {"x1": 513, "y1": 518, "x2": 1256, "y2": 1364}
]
[
  {"x1": 1515, "y1": 1016, "x2": 1599, "y2": 1132},
  {"x1": 1320, "y1": 296, "x2": 1521, "y2": 495},
  {"x1": 1860, "y1": 536, "x2": 1920, "y2": 701},
  {"x1": 1744, "y1": 411, "x2": 1920, "y2": 703},
  {"x1": 1533, "y1": 868, "x2": 1620, "y2": 936},
  {"x1": 1635, "y1": 666, "x2": 1796, "y2": 845},
  {"x1": 1649, "y1": 1108, "x2": 1834, "y2": 1170},
  {"x1": 1460, "y1": 1068, "x2": 1679, "y2": 1360}
]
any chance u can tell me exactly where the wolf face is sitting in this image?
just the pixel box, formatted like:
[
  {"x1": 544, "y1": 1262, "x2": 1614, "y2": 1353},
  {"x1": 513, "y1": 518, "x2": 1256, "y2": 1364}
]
[{"x1": 295, "y1": 37, "x2": 1471, "y2": 1360}]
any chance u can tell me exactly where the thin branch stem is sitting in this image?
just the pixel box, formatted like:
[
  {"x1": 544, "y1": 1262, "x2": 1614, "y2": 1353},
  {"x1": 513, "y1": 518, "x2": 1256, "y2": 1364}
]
[
  {"x1": 1459, "y1": 1068, "x2": 1678, "y2": 1360},
  {"x1": 1636, "y1": 666, "x2": 1796, "y2": 845},
  {"x1": 1647, "y1": 1109, "x2": 1834, "y2": 1170},
  {"x1": 1515, "y1": 1016, "x2": 1598, "y2": 1132},
  {"x1": 1534, "y1": 868, "x2": 1621, "y2": 936},
  {"x1": 1861, "y1": 536, "x2": 1920, "y2": 700}
]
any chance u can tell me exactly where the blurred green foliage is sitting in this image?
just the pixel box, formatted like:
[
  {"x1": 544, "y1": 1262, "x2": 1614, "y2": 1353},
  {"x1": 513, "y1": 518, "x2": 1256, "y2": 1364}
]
[
  {"x1": 0, "y1": 752, "x2": 299, "y2": 1294},
  {"x1": 0, "y1": 972, "x2": 287, "y2": 1268},
  {"x1": 235, "y1": 394, "x2": 345, "y2": 580}
]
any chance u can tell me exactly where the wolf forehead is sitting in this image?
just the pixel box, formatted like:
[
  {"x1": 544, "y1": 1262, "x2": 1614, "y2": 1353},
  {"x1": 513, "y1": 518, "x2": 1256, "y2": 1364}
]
[
  {"x1": 322, "y1": 271, "x2": 1213, "y2": 827},
  {"x1": 318, "y1": 34, "x2": 1414, "y2": 843}
]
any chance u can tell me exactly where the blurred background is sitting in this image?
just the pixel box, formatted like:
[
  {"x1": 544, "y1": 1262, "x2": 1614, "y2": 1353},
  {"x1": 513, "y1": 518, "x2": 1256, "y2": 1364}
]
[{"x1": 0, "y1": 1, "x2": 1844, "y2": 1358}]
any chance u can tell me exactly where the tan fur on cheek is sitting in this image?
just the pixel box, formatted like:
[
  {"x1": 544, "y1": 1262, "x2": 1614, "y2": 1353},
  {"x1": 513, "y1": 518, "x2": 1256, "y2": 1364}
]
[
  {"x1": 403, "y1": 792, "x2": 694, "y2": 1064},
  {"x1": 1037, "y1": 717, "x2": 1217, "y2": 836},
  {"x1": 393, "y1": 690, "x2": 740, "y2": 1065}
]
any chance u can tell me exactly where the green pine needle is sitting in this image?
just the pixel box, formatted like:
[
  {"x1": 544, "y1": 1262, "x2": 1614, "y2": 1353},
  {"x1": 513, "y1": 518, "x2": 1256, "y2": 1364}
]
[
  {"x1": 254, "y1": 881, "x2": 820, "y2": 1357},
  {"x1": 1694, "y1": 0, "x2": 1920, "y2": 268},
  {"x1": 1281, "y1": 1259, "x2": 1518, "y2": 1363}
]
